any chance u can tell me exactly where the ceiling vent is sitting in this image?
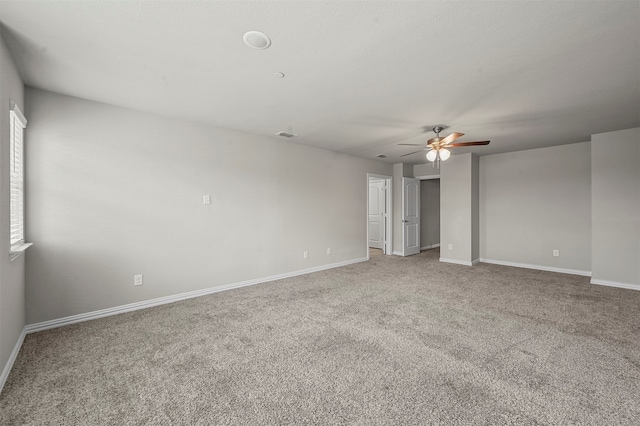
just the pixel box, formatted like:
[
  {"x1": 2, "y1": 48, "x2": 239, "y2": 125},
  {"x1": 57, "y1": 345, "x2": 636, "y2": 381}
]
[
  {"x1": 276, "y1": 131, "x2": 297, "y2": 138},
  {"x1": 375, "y1": 154, "x2": 387, "y2": 158}
]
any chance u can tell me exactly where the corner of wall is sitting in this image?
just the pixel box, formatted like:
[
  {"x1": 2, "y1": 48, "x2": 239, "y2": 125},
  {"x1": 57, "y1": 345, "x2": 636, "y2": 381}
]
[
  {"x1": 0, "y1": 32, "x2": 27, "y2": 396},
  {"x1": 591, "y1": 127, "x2": 640, "y2": 288}
]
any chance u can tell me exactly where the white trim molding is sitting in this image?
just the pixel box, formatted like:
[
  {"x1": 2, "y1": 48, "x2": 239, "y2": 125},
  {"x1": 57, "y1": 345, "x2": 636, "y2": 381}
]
[
  {"x1": 25, "y1": 257, "x2": 368, "y2": 334},
  {"x1": 479, "y1": 258, "x2": 591, "y2": 277},
  {"x1": 591, "y1": 279, "x2": 640, "y2": 291},
  {"x1": 440, "y1": 257, "x2": 474, "y2": 266},
  {"x1": 420, "y1": 243, "x2": 440, "y2": 250},
  {"x1": 0, "y1": 328, "x2": 26, "y2": 395}
]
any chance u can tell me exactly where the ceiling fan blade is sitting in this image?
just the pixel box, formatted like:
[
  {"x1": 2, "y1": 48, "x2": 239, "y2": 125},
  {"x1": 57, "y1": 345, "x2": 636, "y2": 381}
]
[
  {"x1": 400, "y1": 149, "x2": 426, "y2": 157},
  {"x1": 448, "y1": 141, "x2": 490, "y2": 147},
  {"x1": 397, "y1": 143, "x2": 423, "y2": 146},
  {"x1": 439, "y1": 132, "x2": 465, "y2": 145}
]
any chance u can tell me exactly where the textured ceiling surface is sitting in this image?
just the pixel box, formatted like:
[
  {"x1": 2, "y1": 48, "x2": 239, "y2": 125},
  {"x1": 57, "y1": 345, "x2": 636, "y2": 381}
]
[{"x1": 1, "y1": 1, "x2": 638, "y2": 164}]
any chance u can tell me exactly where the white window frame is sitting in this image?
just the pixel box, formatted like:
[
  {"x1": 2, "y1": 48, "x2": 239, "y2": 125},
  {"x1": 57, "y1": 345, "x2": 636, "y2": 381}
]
[{"x1": 9, "y1": 101, "x2": 32, "y2": 260}]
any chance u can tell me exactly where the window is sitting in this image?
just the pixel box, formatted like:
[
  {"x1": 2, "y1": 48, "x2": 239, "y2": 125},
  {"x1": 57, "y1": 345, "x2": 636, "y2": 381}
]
[{"x1": 9, "y1": 101, "x2": 30, "y2": 258}]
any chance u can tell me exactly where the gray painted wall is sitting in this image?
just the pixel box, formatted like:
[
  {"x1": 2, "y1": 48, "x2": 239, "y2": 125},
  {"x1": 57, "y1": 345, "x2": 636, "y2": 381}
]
[
  {"x1": 413, "y1": 163, "x2": 439, "y2": 178},
  {"x1": 471, "y1": 155, "x2": 479, "y2": 262},
  {"x1": 479, "y1": 142, "x2": 592, "y2": 272},
  {"x1": 24, "y1": 88, "x2": 392, "y2": 324},
  {"x1": 440, "y1": 154, "x2": 474, "y2": 264},
  {"x1": 592, "y1": 128, "x2": 640, "y2": 287},
  {"x1": 419, "y1": 179, "x2": 440, "y2": 249},
  {"x1": 0, "y1": 35, "x2": 26, "y2": 383}
]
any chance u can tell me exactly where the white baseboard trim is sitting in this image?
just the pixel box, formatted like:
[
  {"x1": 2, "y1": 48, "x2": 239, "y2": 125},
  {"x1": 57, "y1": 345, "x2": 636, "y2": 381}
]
[
  {"x1": 479, "y1": 258, "x2": 591, "y2": 277},
  {"x1": 591, "y1": 279, "x2": 640, "y2": 291},
  {"x1": 392, "y1": 250, "x2": 403, "y2": 256},
  {"x1": 25, "y1": 257, "x2": 368, "y2": 334},
  {"x1": 420, "y1": 244, "x2": 440, "y2": 250},
  {"x1": 0, "y1": 328, "x2": 26, "y2": 395},
  {"x1": 439, "y1": 257, "x2": 474, "y2": 266},
  {"x1": 472, "y1": 258, "x2": 480, "y2": 266}
]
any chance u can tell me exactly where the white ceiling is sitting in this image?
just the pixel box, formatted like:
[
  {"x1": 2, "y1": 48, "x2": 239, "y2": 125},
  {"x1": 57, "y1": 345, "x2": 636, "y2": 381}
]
[{"x1": 1, "y1": 1, "x2": 638, "y2": 164}]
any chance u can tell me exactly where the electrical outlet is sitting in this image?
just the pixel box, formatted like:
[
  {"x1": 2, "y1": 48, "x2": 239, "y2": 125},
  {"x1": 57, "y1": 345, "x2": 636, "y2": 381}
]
[
  {"x1": 553, "y1": 249, "x2": 560, "y2": 257},
  {"x1": 203, "y1": 195, "x2": 211, "y2": 205},
  {"x1": 327, "y1": 248, "x2": 331, "y2": 255},
  {"x1": 134, "y1": 274, "x2": 143, "y2": 286},
  {"x1": 303, "y1": 251, "x2": 308, "y2": 259},
  {"x1": 448, "y1": 244, "x2": 453, "y2": 250}
]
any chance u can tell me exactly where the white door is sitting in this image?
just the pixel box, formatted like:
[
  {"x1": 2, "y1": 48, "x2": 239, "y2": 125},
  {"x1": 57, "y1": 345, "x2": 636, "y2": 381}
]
[
  {"x1": 368, "y1": 179, "x2": 385, "y2": 250},
  {"x1": 402, "y1": 177, "x2": 420, "y2": 256}
]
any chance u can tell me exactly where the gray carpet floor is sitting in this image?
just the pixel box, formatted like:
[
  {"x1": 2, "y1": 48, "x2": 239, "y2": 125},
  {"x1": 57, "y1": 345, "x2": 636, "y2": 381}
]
[{"x1": 2, "y1": 248, "x2": 639, "y2": 425}]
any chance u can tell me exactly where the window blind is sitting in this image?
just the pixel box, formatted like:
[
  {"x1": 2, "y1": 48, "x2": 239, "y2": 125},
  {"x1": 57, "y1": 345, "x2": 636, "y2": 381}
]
[{"x1": 10, "y1": 102, "x2": 27, "y2": 249}]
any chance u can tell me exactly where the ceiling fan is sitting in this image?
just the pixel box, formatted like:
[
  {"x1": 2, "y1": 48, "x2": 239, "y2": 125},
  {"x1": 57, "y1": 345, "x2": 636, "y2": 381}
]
[{"x1": 399, "y1": 126, "x2": 490, "y2": 167}]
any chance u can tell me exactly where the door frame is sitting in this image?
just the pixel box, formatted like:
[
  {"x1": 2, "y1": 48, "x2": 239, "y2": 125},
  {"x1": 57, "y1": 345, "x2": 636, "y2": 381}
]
[
  {"x1": 366, "y1": 173, "x2": 392, "y2": 259},
  {"x1": 415, "y1": 173, "x2": 441, "y2": 251}
]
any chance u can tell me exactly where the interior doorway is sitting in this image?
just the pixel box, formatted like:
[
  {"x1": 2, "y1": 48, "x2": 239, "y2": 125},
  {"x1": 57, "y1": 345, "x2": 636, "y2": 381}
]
[
  {"x1": 418, "y1": 175, "x2": 440, "y2": 251},
  {"x1": 367, "y1": 174, "x2": 392, "y2": 257}
]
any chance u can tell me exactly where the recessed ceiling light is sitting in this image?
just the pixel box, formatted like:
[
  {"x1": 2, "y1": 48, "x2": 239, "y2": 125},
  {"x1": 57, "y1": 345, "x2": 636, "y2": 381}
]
[
  {"x1": 375, "y1": 154, "x2": 387, "y2": 158},
  {"x1": 243, "y1": 31, "x2": 271, "y2": 49},
  {"x1": 274, "y1": 72, "x2": 285, "y2": 78}
]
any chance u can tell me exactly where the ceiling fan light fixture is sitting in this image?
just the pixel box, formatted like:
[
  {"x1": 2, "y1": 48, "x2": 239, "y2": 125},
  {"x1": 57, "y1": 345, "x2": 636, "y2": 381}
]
[{"x1": 400, "y1": 126, "x2": 490, "y2": 163}]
